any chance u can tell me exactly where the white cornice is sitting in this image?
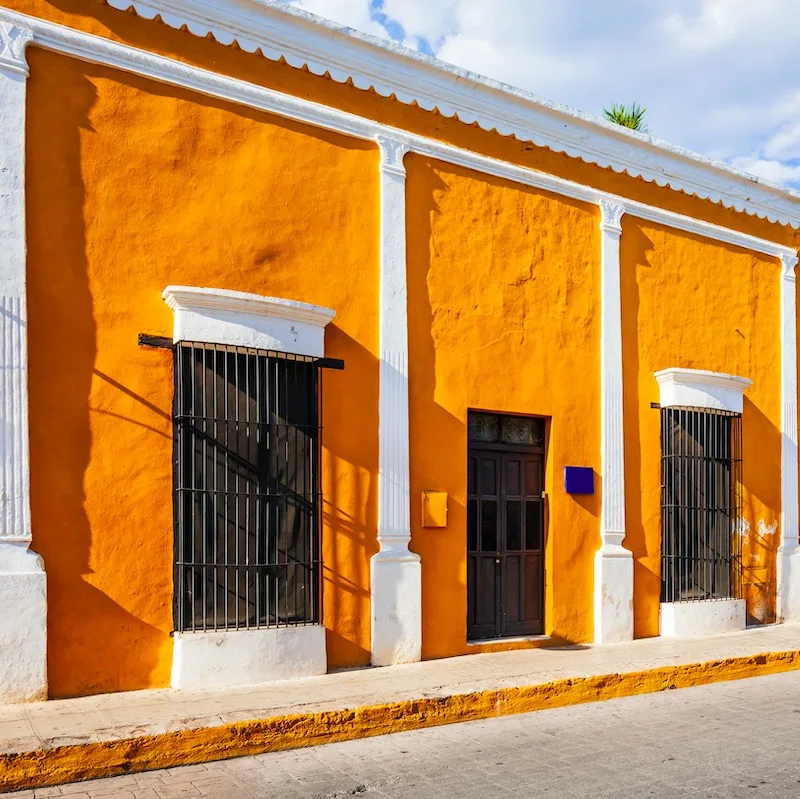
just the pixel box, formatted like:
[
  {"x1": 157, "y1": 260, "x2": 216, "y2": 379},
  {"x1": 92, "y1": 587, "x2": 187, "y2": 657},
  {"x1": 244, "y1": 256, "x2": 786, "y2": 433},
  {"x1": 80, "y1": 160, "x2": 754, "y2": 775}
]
[
  {"x1": 655, "y1": 368, "x2": 752, "y2": 414},
  {"x1": 5, "y1": 7, "x2": 796, "y2": 264},
  {"x1": 99, "y1": 0, "x2": 800, "y2": 229}
]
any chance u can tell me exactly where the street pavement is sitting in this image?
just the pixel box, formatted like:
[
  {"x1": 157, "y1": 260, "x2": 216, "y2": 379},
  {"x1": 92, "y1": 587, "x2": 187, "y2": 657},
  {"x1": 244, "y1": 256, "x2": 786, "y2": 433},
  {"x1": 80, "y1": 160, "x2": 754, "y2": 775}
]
[{"x1": 13, "y1": 670, "x2": 800, "y2": 798}]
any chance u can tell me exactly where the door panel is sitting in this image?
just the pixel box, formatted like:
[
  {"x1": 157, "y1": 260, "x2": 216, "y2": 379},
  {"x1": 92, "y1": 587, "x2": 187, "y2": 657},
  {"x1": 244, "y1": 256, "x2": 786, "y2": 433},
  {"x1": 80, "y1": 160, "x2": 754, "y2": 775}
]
[{"x1": 467, "y1": 440, "x2": 545, "y2": 640}]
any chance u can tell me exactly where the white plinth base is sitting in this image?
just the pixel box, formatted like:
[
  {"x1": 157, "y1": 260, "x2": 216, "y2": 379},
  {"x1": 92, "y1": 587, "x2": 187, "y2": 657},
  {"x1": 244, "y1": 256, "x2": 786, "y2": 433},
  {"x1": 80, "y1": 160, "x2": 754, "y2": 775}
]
[
  {"x1": 370, "y1": 553, "x2": 421, "y2": 666},
  {"x1": 594, "y1": 547, "x2": 634, "y2": 643},
  {"x1": 0, "y1": 542, "x2": 47, "y2": 702},
  {"x1": 660, "y1": 599, "x2": 746, "y2": 638},
  {"x1": 777, "y1": 546, "x2": 800, "y2": 623},
  {"x1": 171, "y1": 625, "x2": 327, "y2": 690}
]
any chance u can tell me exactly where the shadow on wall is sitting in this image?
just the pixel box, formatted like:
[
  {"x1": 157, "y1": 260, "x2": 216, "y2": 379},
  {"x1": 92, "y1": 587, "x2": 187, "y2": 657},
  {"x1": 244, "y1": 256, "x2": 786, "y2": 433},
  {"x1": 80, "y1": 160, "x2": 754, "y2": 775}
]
[
  {"x1": 622, "y1": 219, "x2": 782, "y2": 637},
  {"x1": 406, "y1": 154, "x2": 600, "y2": 656},
  {"x1": 26, "y1": 42, "x2": 382, "y2": 694},
  {"x1": 405, "y1": 155, "x2": 468, "y2": 660},
  {"x1": 740, "y1": 397, "x2": 780, "y2": 625},
  {"x1": 26, "y1": 51, "x2": 166, "y2": 697},
  {"x1": 320, "y1": 325, "x2": 379, "y2": 669},
  {"x1": 620, "y1": 220, "x2": 658, "y2": 639}
]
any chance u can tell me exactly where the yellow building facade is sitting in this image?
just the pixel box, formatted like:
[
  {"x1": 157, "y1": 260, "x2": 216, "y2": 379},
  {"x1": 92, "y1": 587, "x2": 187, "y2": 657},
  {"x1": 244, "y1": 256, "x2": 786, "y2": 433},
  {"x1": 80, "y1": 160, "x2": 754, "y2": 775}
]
[{"x1": 0, "y1": 0, "x2": 799, "y2": 701}]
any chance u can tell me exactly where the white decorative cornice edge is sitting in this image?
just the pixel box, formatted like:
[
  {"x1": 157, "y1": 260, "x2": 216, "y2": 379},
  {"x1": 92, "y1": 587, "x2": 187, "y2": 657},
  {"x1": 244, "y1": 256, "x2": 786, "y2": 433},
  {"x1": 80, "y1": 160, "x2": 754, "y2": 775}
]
[
  {"x1": 98, "y1": 0, "x2": 800, "y2": 228},
  {"x1": 4, "y1": 8, "x2": 799, "y2": 266},
  {"x1": 0, "y1": 21, "x2": 32, "y2": 75},
  {"x1": 655, "y1": 368, "x2": 753, "y2": 414},
  {"x1": 162, "y1": 285, "x2": 335, "y2": 357}
]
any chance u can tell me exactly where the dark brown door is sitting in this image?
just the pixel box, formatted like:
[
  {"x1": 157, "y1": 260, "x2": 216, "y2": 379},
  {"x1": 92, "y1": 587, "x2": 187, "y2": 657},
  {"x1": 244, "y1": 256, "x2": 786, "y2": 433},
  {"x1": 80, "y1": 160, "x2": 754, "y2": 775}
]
[{"x1": 467, "y1": 446, "x2": 544, "y2": 640}]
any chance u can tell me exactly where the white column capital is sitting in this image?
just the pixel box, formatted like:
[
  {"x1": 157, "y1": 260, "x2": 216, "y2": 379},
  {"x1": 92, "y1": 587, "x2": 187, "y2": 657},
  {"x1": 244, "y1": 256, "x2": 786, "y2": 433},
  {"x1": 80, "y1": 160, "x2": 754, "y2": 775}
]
[
  {"x1": 0, "y1": 22, "x2": 32, "y2": 77},
  {"x1": 599, "y1": 199, "x2": 625, "y2": 235},
  {"x1": 376, "y1": 136, "x2": 409, "y2": 178},
  {"x1": 781, "y1": 252, "x2": 798, "y2": 279}
]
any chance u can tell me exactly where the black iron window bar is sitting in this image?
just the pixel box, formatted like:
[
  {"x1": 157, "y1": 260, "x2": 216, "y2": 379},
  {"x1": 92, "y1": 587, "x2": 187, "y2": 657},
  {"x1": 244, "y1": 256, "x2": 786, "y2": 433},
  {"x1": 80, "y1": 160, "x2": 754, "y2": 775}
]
[
  {"x1": 660, "y1": 406, "x2": 743, "y2": 603},
  {"x1": 173, "y1": 341, "x2": 322, "y2": 633}
]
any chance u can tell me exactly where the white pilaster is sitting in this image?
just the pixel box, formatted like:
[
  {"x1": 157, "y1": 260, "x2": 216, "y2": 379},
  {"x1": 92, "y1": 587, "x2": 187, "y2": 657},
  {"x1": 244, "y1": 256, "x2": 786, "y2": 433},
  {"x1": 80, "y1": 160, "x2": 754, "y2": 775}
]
[
  {"x1": 370, "y1": 136, "x2": 421, "y2": 666},
  {"x1": 0, "y1": 22, "x2": 47, "y2": 702},
  {"x1": 594, "y1": 200, "x2": 634, "y2": 643},
  {"x1": 777, "y1": 252, "x2": 800, "y2": 622}
]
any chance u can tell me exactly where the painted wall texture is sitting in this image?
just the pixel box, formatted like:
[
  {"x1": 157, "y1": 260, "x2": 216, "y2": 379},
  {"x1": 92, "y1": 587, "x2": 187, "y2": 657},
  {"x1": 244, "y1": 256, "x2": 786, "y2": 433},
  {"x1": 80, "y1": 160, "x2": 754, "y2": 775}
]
[
  {"x1": 405, "y1": 156, "x2": 601, "y2": 652},
  {"x1": 6, "y1": 0, "x2": 798, "y2": 697},
  {"x1": 620, "y1": 222, "x2": 781, "y2": 637},
  {"x1": 26, "y1": 50, "x2": 379, "y2": 697}
]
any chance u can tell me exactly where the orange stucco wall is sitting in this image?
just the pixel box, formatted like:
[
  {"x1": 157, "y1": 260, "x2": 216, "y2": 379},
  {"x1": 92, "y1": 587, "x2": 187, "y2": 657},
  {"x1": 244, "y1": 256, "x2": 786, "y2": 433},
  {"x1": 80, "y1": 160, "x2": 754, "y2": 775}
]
[
  {"x1": 26, "y1": 50, "x2": 379, "y2": 697},
  {"x1": 406, "y1": 156, "x2": 601, "y2": 653},
  {"x1": 620, "y1": 220, "x2": 781, "y2": 637},
  {"x1": 10, "y1": 0, "x2": 795, "y2": 697}
]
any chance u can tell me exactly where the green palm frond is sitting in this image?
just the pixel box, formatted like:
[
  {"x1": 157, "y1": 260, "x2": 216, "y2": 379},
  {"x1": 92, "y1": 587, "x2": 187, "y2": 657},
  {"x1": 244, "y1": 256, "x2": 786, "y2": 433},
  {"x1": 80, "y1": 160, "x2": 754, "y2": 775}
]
[{"x1": 603, "y1": 102, "x2": 648, "y2": 133}]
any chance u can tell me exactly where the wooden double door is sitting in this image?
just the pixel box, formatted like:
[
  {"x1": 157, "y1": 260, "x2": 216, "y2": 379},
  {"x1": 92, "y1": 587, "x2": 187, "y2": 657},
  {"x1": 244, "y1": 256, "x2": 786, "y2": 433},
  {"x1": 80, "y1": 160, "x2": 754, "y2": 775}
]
[{"x1": 467, "y1": 445, "x2": 545, "y2": 640}]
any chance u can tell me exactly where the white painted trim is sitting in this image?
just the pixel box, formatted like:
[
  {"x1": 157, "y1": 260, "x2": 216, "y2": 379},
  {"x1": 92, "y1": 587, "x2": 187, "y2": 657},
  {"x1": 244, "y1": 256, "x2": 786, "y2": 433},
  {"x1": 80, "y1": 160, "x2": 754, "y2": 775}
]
[
  {"x1": 0, "y1": 21, "x2": 47, "y2": 703},
  {"x1": 162, "y1": 285, "x2": 335, "y2": 357},
  {"x1": 660, "y1": 599, "x2": 746, "y2": 638},
  {"x1": 370, "y1": 136, "x2": 421, "y2": 667},
  {"x1": 655, "y1": 368, "x2": 752, "y2": 413},
  {"x1": 778, "y1": 255, "x2": 800, "y2": 622},
  {"x1": 99, "y1": 0, "x2": 800, "y2": 228},
  {"x1": 171, "y1": 625, "x2": 327, "y2": 689},
  {"x1": 2, "y1": 8, "x2": 797, "y2": 265},
  {"x1": 594, "y1": 200, "x2": 633, "y2": 644},
  {"x1": 0, "y1": 21, "x2": 33, "y2": 545}
]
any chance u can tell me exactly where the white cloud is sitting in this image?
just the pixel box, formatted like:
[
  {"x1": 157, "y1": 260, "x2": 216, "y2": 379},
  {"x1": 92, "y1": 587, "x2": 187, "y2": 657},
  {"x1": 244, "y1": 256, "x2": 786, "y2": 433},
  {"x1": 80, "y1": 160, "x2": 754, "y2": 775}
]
[
  {"x1": 662, "y1": 0, "x2": 791, "y2": 52},
  {"x1": 729, "y1": 157, "x2": 800, "y2": 185},
  {"x1": 381, "y1": 0, "x2": 458, "y2": 45},
  {"x1": 283, "y1": 0, "x2": 800, "y2": 187}
]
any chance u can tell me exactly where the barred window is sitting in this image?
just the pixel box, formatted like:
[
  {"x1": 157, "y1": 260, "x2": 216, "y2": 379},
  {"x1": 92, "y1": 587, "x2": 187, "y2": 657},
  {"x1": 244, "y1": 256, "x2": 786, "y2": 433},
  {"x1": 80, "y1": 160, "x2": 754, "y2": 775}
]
[
  {"x1": 660, "y1": 407, "x2": 743, "y2": 603},
  {"x1": 173, "y1": 342, "x2": 321, "y2": 632}
]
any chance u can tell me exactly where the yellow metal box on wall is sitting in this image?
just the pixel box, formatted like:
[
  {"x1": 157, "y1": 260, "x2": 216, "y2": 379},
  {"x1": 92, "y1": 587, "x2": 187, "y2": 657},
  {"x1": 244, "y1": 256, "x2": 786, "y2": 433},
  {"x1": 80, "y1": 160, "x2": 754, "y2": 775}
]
[{"x1": 421, "y1": 491, "x2": 448, "y2": 528}]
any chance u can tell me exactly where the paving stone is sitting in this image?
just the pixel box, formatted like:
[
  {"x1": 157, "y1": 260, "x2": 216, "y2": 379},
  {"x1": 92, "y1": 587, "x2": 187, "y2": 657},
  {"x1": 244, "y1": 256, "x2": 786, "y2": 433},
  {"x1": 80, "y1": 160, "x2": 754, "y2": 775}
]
[
  {"x1": 4, "y1": 623, "x2": 800, "y2": 761},
  {"x1": 19, "y1": 671, "x2": 800, "y2": 797}
]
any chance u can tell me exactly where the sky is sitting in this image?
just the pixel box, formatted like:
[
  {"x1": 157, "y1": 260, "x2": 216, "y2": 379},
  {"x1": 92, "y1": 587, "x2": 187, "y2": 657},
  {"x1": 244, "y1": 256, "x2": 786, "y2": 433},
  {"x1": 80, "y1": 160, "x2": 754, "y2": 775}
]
[{"x1": 283, "y1": 0, "x2": 800, "y2": 187}]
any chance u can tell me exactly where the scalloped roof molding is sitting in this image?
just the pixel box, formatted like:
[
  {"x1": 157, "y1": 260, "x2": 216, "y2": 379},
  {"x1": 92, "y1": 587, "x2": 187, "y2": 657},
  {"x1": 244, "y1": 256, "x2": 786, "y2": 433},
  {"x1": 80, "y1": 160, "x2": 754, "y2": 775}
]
[{"x1": 104, "y1": 0, "x2": 800, "y2": 229}]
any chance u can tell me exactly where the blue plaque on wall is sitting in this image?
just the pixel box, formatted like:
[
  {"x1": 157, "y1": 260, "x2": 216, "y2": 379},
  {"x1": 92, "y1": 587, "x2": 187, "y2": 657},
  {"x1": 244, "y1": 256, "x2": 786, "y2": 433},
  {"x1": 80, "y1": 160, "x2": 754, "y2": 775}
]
[{"x1": 564, "y1": 466, "x2": 594, "y2": 495}]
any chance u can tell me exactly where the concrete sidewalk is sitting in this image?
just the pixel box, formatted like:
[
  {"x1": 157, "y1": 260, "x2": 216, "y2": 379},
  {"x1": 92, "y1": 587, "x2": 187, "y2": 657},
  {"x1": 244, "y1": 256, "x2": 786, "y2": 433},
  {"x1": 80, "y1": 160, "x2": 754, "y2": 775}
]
[{"x1": 2, "y1": 624, "x2": 800, "y2": 793}]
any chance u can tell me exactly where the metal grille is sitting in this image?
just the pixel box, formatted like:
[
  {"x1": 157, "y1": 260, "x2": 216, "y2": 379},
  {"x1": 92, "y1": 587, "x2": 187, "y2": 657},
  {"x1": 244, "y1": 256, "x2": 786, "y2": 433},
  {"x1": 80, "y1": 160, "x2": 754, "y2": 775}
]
[
  {"x1": 173, "y1": 342, "x2": 321, "y2": 632},
  {"x1": 660, "y1": 406, "x2": 743, "y2": 603}
]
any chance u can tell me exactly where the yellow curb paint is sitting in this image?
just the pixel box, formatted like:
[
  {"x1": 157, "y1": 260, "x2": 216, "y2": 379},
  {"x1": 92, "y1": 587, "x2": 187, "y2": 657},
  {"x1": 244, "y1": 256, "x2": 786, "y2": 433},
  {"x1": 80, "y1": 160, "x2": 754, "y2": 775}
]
[{"x1": 3, "y1": 650, "x2": 800, "y2": 793}]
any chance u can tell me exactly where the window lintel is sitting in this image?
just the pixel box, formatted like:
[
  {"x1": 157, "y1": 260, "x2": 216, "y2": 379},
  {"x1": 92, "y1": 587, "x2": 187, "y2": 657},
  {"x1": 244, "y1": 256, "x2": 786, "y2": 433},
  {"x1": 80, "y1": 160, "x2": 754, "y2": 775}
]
[
  {"x1": 655, "y1": 367, "x2": 752, "y2": 414},
  {"x1": 162, "y1": 285, "x2": 336, "y2": 358}
]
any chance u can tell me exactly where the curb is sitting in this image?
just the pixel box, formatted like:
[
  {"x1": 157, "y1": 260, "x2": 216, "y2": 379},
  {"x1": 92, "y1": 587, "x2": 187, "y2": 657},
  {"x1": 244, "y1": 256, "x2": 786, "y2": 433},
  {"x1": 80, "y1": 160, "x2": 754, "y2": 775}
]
[{"x1": 3, "y1": 649, "x2": 800, "y2": 793}]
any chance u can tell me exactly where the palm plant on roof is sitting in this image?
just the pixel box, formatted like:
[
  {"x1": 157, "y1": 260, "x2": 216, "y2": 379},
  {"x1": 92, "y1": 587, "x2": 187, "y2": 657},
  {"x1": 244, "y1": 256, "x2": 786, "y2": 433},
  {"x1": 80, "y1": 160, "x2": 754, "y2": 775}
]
[{"x1": 603, "y1": 102, "x2": 648, "y2": 133}]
